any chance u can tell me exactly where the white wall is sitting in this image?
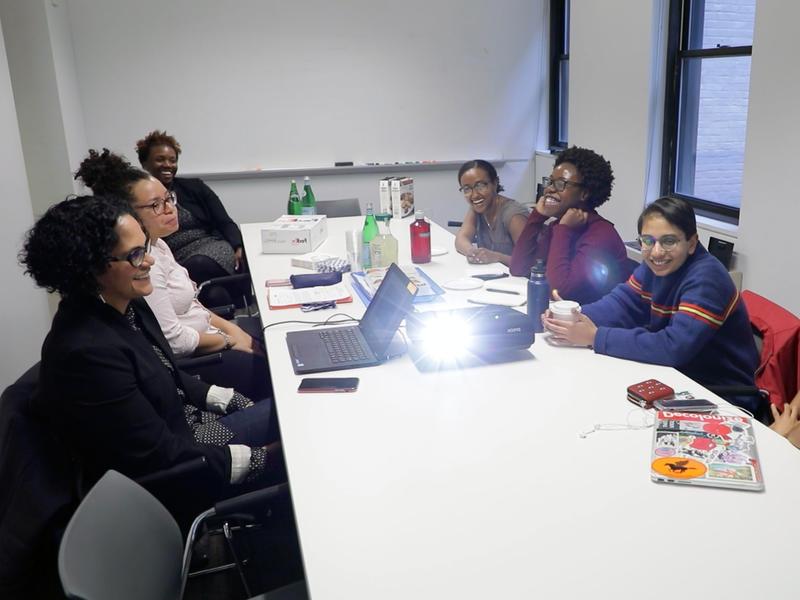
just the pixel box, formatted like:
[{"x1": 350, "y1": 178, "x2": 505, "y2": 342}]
[
  {"x1": 567, "y1": 0, "x2": 799, "y2": 314},
  {"x1": 64, "y1": 0, "x2": 545, "y2": 175},
  {"x1": 3, "y1": 0, "x2": 546, "y2": 230},
  {"x1": 0, "y1": 18, "x2": 52, "y2": 388},
  {"x1": 0, "y1": 0, "x2": 78, "y2": 216},
  {"x1": 735, "y1": 2, "x2": 800, "y2": 313},
  {"x1": 568, "y1": 0, "x2": 658, "y2": 243}
]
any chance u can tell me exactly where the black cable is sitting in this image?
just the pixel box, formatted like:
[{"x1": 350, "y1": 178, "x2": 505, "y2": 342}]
[{"x1": 261, "y1": 312, "x2": 359, "y2": 333}]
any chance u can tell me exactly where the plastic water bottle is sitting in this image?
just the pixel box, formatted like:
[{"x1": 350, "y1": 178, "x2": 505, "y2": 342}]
[
  {"x1": 370, "y1": 214, "x2": 398, "y2": 268},
  {"x1": 410, "y1": 210, "x2": 431, "y2": 264},
  {"x1": 527, "y1": 259, "x2": 549, "y2": 333}
]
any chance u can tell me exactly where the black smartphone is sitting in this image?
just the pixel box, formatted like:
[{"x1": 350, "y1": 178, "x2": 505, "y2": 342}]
[
  {"x1": 298, "y1": 377, "x2": 360, "y2": 393},
  {"x1": 472, "y1": 273, "x2": 509, "y2": 281},
  {"x1": 653, "y1": 398, "x2": 718, "y2": 412}
]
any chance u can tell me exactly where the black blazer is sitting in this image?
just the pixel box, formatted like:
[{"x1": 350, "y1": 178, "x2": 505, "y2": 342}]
[
  {"x1": 171, "y1": 177, "x2": 243, "y2": 249},
  {"x1": 33, "y1": 296, "x2": 231, "y2": 488}
]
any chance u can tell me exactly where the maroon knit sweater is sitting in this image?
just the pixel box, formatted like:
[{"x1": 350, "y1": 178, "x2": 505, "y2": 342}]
[{"x1": 509, "y1": 209, "x2": 632, "y2": 305}]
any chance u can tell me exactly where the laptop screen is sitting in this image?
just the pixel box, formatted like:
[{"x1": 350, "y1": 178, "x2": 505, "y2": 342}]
[{"x1": 359, "y1": 263, "x2": 418, "y2": 358}]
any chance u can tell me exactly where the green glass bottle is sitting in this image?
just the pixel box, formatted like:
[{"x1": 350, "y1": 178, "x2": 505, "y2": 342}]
[
  {"x1": 287, "y1": 179, "x2": 302, "y2": 215},
  {"x1": 361, "y1": 202, "x2": 379, "y2": 269},
  {"x1": 301, "y1": 176, "x2": 317, "y2": 215}
]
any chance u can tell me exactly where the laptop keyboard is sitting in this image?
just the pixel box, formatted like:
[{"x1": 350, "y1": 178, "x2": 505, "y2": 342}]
[{"x1": 320, "y1": 328, "x2": 370, "y2": 363}]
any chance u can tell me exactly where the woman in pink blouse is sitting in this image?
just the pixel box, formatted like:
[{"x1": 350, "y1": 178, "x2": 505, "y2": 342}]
[{"x1": 75, "y1": 149, "x2": 270, "y2": 399}]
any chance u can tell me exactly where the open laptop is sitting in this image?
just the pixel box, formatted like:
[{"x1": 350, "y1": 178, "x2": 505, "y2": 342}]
[{"x1": 286, "y1": 263, "x2": 418, "y2": 374}]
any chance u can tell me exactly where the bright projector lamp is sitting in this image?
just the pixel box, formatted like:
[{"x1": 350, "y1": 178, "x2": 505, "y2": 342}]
[{"x1": 406, "y1": 305, "x2": 535, "y2": 365}]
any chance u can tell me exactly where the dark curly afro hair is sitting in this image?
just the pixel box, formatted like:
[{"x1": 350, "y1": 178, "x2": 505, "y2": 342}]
[
  {"x1": 74, "y1": 148, "x2": 150, "y2": 202},
  {"x1": 19, "y1": 195, "x2": 134, "y2": 298},
  {"x1": 554, "y1": 146, "x2": 614, "y2": 210},
  {"x1": 135, "y1": 129, "x2": 182, "y2": 164}
]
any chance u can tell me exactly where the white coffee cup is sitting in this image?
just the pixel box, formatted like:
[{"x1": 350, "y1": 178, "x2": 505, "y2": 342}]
[{"x1": 549, "y1": 300, "x2": 581, "y2": 322}]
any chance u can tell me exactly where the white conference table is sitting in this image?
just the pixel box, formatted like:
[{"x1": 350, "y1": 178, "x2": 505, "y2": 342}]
[{"x1": 242, "y1": 216, "x2": 800, "y2": 600}]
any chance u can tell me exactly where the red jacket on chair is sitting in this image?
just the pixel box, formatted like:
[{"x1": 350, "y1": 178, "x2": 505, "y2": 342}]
[{"x1": 742, "y1": 290, "x2": 800, "y2": 410}]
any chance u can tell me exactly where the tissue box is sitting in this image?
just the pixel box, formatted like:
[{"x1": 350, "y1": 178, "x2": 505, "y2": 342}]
[
  {"x1": 291, "y1": 252, "x2": 338, "y2": 270},
  {"x1": 379, "y1": 176, "x2": 394, "y2": 214},
  {"x1": 390, "y1": 176, "x2": 414, "y2": 219},
  {"x1": 261, "y1": 215, "x2": 328, "y2": 254}
]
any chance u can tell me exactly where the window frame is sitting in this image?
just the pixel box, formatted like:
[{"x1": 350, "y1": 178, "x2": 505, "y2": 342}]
[
  {"x1": 548, "y1": 0, "x2": 569, "y2": 152},
  {"x1": 660, "y1": 0, "x2": 753, "y2": 222}
]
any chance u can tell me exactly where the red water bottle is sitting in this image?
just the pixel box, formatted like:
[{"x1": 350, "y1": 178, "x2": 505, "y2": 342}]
[{"x1": 410, "y1": 210, "x2": 431, "y2": 263}]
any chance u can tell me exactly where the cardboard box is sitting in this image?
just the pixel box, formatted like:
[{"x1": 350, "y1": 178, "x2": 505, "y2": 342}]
[
  {"x1": 290, "y1": 253, "x2": 338, "y2": 270},
  {"x1": 261, "y1": 215, "x2": 328, "y2": 254},
  {"x1": 390, "y1": 176, "x2": 414, "y2": 219},
  {"x1": 379, "y1": 176, "x2": 394, "y2": 214}
]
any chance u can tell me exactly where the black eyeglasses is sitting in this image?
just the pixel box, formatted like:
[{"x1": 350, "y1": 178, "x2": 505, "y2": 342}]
[
  {"x1": 459, "y1": 181, "x2": 491, "y2": 196},
  {"x1": 542, "y1": 176, "x2": 583, "y2": 192},
  {"x1": 134, "y1": 191, "x2": 177, "y2": 215},
  {"x1": 637, "y1": 234, "x2": 683, "y2": 251},
  {"x1": 107, "y1": 240, "x2": 151, "y2": 268}
]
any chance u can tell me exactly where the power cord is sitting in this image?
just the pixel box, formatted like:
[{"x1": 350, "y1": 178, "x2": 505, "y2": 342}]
[{"x1": 261, "y1": 312, "x2": 359, "y2": 333}]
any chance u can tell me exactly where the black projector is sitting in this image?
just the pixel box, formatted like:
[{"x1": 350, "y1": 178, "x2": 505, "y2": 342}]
[{"x1": 406, "y1": 305, "x2": 535, "y2": 355}]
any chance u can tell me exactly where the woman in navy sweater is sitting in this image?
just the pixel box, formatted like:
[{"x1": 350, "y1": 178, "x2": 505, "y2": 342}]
[{"x1": 544, "y1": 197, "x2": 760, "y2": 415}]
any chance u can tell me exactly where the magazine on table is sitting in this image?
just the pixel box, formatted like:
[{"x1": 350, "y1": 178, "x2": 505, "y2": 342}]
[
  {"x1": 650, "y1": 410, "x2": 764, "y2": 492},
  {"x1": 351, "y1": 265, "x2": 444, "y2": 304}
]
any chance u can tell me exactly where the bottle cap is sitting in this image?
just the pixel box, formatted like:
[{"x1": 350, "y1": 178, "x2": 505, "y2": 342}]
[
  {"x1": 531, "y1": 258, "x2": 547, "y2": 275},
  {"x1": 415, "y1": 210, "x2": 424, "y2": 220}
]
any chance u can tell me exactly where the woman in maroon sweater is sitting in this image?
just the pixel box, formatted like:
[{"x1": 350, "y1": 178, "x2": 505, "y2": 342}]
[{"x1": 509, "y1": 146, "x2": 631, "y2": 305}]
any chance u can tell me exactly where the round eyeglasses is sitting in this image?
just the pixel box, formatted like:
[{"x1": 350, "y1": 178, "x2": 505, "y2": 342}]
[
  {"x1": 541, "y1": 176, "x2": 584, "y2": 192},
  {"x1": 637, "y1": 234, "x2": 682, "y2": 251},
  {"x1": 134, "y1": 191, "x2": 177, "y2": 215},
  {"x1": 107, "y1": 241, "x2": 151, "y2": 268},
  {"x1": 459, "y1": 181, "x2": 491, "y2": 196}
]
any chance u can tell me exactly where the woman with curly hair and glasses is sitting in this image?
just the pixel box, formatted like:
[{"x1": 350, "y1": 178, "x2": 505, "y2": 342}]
[
  {"x1": 510, "y1": 146, "x2": 632, "y2": 305},
  {"x1": 135, "y1": 129, "x2": 246, "y2": 307},
  {"x1": 75, "y1": 149, "x2": 271, "y2": 400},
  {"x1": 20, "y1": 196, "x2": 281, "y2": 503}
]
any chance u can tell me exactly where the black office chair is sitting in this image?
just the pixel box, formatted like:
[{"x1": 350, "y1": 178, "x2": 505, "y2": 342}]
[
  {"x1": 59, "y1": 470, "x2": 307, "y2": 600},
  {"x1": 197, "y1": 272, "x2": 257, "y2": 318},
  {"x1": 0, "y1": 365, "x2": 212, "y2": 598},
  {"x1": 0, "y1": 363, "x2": 77, "y2": 599},
  {"x1": 177, "y1": 272, "x2": 262, "y2": 373},
  {"x1": 315, "y1": 198, "x2": 361, "y2": 217}
]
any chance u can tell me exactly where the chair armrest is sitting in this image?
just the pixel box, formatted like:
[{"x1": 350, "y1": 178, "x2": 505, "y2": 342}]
[
  {"x1": 135, "y1": 456, "x2": 208, "y2": 488},
  {"x1": 705, "y1": 385, "x2": 766, "y2": 398},
  {"x1": 213, "y1": 482, "x2": 289, "y2": 516},
  {"x1": 208, "y1": 304, "x2": 236, "y2": 319},
  {"x1": 196, "y1": 273, "x2": 251, "y2": 292},
  {"x1": 177, "y1": 353, "x2": 224, "y2": 370}
]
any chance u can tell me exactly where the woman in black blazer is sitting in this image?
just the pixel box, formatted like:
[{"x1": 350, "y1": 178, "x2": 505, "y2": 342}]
[
  {"x1": 136, "y1": 129, "x2": 247, "y2": 307},
  {"x1": 20, "y1": 196, "x2": 279, "y2": 500}
]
